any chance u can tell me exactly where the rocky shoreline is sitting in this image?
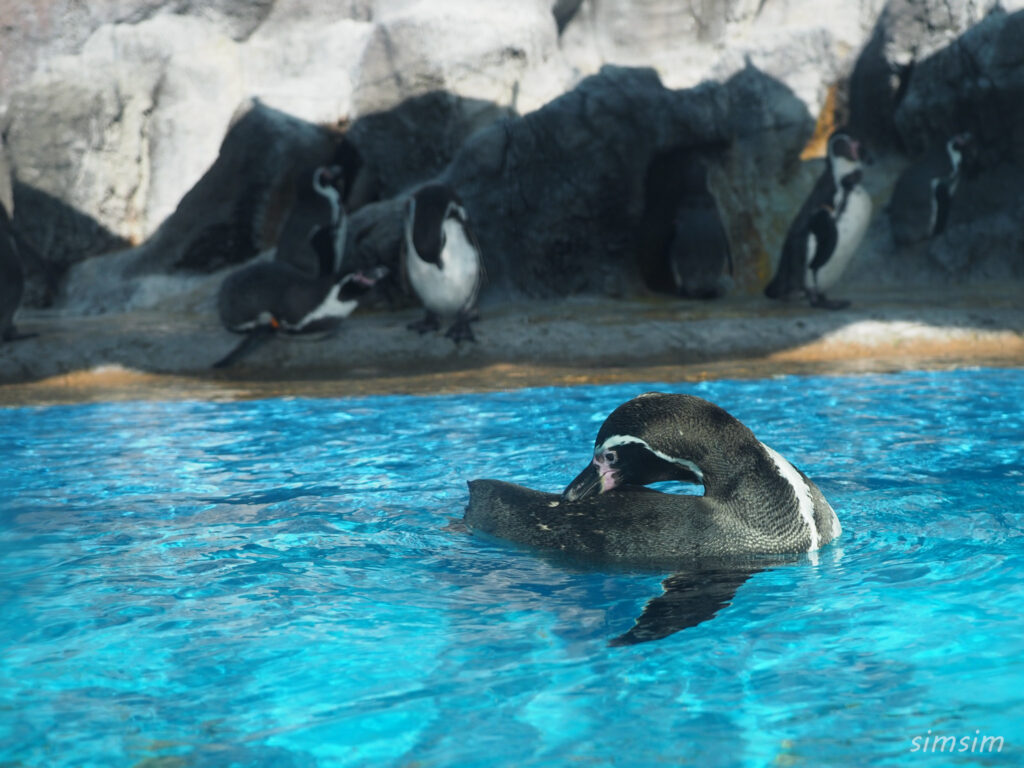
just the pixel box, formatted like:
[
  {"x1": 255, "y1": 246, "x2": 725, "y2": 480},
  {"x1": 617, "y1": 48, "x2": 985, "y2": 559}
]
[{"x1": 2, "y1": 284, "x2": 1020, "y2": 405}]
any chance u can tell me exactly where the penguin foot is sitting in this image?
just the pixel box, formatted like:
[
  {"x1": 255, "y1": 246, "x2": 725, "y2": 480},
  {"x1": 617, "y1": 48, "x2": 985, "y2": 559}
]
[
  {"x1": 407, "y1": 312, "x2": 441, "y2": 334},
  {"x1": 808, "y1": 292, "x2": 850, "y2": 310},
  {"x1": 445, "y1": 316, "x2": 477, "y2": 344}
]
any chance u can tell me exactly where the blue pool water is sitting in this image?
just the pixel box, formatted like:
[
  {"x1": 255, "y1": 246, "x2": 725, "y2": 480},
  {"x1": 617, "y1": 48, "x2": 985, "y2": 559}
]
[{"x1": 1, "y1": 368, "x2": 1023, "y2": 767}]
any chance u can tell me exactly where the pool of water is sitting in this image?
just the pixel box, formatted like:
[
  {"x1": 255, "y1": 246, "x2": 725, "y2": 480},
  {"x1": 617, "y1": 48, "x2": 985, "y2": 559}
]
[{"x1": 1, "y1": 368, "x2": 1022, "y2": 767}]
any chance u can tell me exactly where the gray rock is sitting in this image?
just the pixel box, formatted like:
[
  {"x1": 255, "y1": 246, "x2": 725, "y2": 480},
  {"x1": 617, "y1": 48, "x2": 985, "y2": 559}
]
[
  {"x1": 340, "y1": 64, "x2": 814, "y2": 301},
  {"x1": 61, "y1": 100, "x2": 339, "y2": 314},
  {"x1": 347, "y1": 91, "x2": 515, "y2": 202},
  {"x1": 5, "y1": 0, "x2": 1024, "y2": 328},
  {"x1": 846, "y1": 7, "x2": 1024, "y2": 289}
]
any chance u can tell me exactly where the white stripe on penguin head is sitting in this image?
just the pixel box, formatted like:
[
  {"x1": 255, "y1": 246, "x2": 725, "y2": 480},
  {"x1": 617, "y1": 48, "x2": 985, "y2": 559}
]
[{"x1": 597, "y1": 434, "x2": 705, "y2": 484}]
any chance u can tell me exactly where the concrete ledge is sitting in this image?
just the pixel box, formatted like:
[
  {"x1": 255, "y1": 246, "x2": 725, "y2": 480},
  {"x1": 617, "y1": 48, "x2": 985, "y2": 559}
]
[{"x1": 1, "y1": 286, "x2": 1022, "y2": 404}]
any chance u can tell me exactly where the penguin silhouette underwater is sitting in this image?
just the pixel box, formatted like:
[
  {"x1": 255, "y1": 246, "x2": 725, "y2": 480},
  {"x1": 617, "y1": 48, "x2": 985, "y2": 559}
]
[
  {"x1": 464, "y1": 392, "x2": 841, "y2": 646},
  {"x1": 402, "y1": 183, "x2": 484, "y2": 344},
  {"x1": 888, "y1": 132, "x2": 971, "y2": 247},
  {"x1": 213, "y1": 165, "x2": 387, "y2": 368},
  {"x1": 765, "y1": 130, "x2": 873, "y2": 310}
]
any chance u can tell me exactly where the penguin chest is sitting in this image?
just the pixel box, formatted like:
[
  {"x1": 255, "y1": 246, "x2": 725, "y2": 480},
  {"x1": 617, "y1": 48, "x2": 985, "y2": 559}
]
[
  {"x1": 810, "y1": 187, "x2": 871, "y2": 291},
  {"x1": 407, "y1": 218, "x2": 479, "y2": 316}
]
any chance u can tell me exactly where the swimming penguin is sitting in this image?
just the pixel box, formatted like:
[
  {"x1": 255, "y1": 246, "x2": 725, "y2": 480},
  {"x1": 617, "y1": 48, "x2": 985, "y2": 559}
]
[
  {"x1": 213, "y1": 215, "x2": 387, "y2": 368},
  {"x1": 889, "y1": 132, "x2": 971, "y2": 247},
  {"x1": 465, "y1": 392, "x2": 841, "y2": 645},
  {"x1": 667, "y1": 160, "x2": 733, "y2": 299},
  {"x1": 765, "y1": 130, "x2": 873, "y2": 310},
  {"x1": 0, "y1": 202, "x2": 30, "y2": 342},
  {"x1": 402, "y1": 183, "x2": 483, "y2": 343}
]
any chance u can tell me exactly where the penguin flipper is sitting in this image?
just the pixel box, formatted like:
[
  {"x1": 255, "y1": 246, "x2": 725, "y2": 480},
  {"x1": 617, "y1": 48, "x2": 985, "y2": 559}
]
[
  {"x1": 309, "y1": 225, "x2": 337, "y2": 278},
  {"x1": 212, "y1": 327, "x2": 275, "y2": 369},
  {"x1": 806, "y1": 207, "x2": 838, "y2": 274},
  {"x1": 609, "y1": 566, "x2": 762, "y2": 647}
]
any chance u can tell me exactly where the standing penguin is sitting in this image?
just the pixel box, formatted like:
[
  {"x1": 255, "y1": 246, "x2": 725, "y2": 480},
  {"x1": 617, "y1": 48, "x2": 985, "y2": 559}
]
[
  {"x1": 311, "y1": 165, "x2": 348, "y2": 274},
  {"x1": 213, "y1": 167, "x2": 385, "y2": 368},
  {"x1": 765, "y1": 130, "x2": 873, "y2": 310},
  {"x1": 402, "y1": 183, "x2": 483, "y2": 343},
  {"x1": 889, "y1": 133, "x2": 971, "y2": 246},
  {"x1": 0, "y1": 202, "x2": 29, "y2": 342},
  {"x1": 667, "y1": 159, "x2": 733, "y2": 299}
]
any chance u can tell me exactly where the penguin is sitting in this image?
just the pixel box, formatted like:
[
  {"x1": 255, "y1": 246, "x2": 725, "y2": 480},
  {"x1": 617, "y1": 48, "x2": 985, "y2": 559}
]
[
  {"x1": 310, "y1": 165, "x2": 348, "y2": 273},
  {"x1": 402, "y1": 183, "x2": 484, "y2": 344},
  {"x1": 268, "y1": 163, "x2": 349, "y2": 275},
  {"x1": 213, "y1": 192, "x2": 386, "y2": 368},
  {"x1": 667, "y1": 159, "x2": 733, "y2": 299},
  {"x1": 889, "y1": 132, "x2": 971, "y2": 246},
  {"x1": 765, "y1": 130, "x2": 873, "y2": 310},
  {"x1": 0, "y1": 202, "x2": 31, "y2": 342},
  {"x1": 465, "y1": 392, "x2": 840, "y2": 645}
]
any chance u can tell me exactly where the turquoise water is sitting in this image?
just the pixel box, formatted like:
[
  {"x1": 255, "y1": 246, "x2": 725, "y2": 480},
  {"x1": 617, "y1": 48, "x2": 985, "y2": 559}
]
[{"x1": 1, "y1": 368, "x2": 1022, "y2": 767}]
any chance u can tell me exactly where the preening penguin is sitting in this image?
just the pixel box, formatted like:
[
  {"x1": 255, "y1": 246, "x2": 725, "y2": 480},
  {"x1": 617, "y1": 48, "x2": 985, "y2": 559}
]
[
  {"x1": 667, "y1": 159, "x2": 733, "y2": 299},
  {"x1": 889, "y1": 132, "x2": 971, "y2": 246},
  {"x1": 213, "y1": 168, "x2": 385, "y2": 368},
  {"x1": 402, "y1": 183, "x2": 483, "y2": 344},
  {"x1": 765, "y1": 131, "x2": 873, "y2": 310},
  {"x1": 465, "y1": 392, "x2": 841, "y2": 645}
]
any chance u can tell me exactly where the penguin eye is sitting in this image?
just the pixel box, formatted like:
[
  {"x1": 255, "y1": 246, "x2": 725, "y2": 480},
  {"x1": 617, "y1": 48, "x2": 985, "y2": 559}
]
[{"x1": 602, "y1": 449, "x2": 618, "y2": 465}]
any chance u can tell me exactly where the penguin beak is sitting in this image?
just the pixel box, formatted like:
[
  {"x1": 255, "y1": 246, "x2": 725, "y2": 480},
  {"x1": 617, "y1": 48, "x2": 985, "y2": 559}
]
[
  {"x1": 563, "y1": 463, "x2": 602, "y2": 501},
  {"x1": 563, "y1": 458, "x2": 621, "y2": 501}
]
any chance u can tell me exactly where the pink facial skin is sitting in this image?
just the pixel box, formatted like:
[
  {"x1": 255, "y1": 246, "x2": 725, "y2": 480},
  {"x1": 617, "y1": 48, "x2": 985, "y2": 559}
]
[{"x1": 593, "y1": 454, "x2": 619, "y2": 493}]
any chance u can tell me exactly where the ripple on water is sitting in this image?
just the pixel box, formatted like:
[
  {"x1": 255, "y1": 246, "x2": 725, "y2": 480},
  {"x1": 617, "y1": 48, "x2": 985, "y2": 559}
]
[{"x1": 1, "y1": 368, "x2": 1023, "y2": 767}]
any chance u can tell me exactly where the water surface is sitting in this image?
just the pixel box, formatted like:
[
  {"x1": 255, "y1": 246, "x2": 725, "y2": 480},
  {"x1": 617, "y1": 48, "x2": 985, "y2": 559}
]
[{"x1": 2, "y1": 369, "x2": 1022, "y2": 766}]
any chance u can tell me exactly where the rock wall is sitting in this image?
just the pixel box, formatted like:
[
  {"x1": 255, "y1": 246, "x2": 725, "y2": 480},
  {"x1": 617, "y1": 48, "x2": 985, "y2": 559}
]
[{"x1": 1, "y1": 0, "x2": 1022, "y2": 314}]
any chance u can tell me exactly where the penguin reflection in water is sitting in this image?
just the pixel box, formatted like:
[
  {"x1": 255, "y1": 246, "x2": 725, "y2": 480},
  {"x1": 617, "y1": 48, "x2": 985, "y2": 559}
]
[
  {"x1": 765, "y1": 130, "x2": 872, "y2": 309},
  {"x1": 889, "y1": 133, "x2": 971, "y2": 247},
  {"x1": 465, "y1": 392, "x2": 841, "y2": 646},
  {"x1": 214, "y1": 166, "x2": 387, "y2": 368},
  {"x1": 402, "y1": 183, "x2": 484, "y2": 344}
]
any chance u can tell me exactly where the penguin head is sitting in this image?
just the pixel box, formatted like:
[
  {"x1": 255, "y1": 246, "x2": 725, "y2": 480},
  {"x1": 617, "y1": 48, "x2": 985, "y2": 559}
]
[
  {"x1": 406, "y1": 183, "x2": 465, "y2": 267},
  {"x1": 313, "y1": 165, "x2": 345, "y2": 226},
  {"x1": 313, "y1": 165, "x2": 344, "y2": 194},
  {"x1": 946, "y1": 132, "x2": 972, "y2": 170},
  {"x1": 562, "y1": 393, "x2": 753, "y2": 501},
  {"x1": 827, "y1": 131, "x2": 868, "y2": 181},
  {"x1": 949, "y1": 132, "x2": 972, "y2": 151},
  {"x1": 336, "y1": 265, "x2": 389, "y2": 299}
]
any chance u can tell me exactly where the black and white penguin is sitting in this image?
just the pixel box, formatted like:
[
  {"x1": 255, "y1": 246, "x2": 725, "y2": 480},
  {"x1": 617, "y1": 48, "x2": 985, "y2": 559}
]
[
  {"x1": 465, "y1": 392, "x2": 840, "y2": 645},
  {"x1": 765, "y1": 130, "x2": 873, "y2": 309},
  {"x1": 889, "y1": 132, "x2": 971, "y2": 247},
  {"x1": 0, "y1": 202, "x2": 28, "y2": 342},
  {"x1": 402, "y1": 183, "x2": 483, "y2": 343},
  {"x1": 311, "y1": 165, "x2": 348, "y2": 272},
  {"x1": 667, "y1": 159, "x2": 733, "y2": 299},
  {"x1": 213, "y1": 195, "x2": 385, "y2": 368}
]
